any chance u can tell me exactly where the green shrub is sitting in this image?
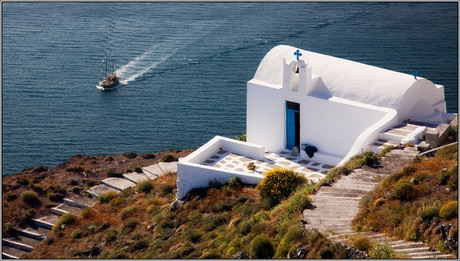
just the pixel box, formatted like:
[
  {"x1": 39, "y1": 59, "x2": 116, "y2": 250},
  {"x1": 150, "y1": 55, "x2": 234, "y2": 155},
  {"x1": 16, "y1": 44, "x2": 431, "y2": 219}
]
[
  {"x1": 439, "y1": 201, "x2": 458, "y2": 220},
  {"x1": 120, "y1": 206, "x2": 138, "y2": 220},
  {"x1": 142, "y1": 153, "x2": 156, "y2": 159},
  {"x1": 47, "y1": 192, "x2": 65, "y2": 202},
  {"x1": 105, "y1": 168, "x2": 122, "y2": 177},
  {"x1": 98, "y1": 191, "x2": 118, "y2": 204},
  {"x1": 81, "y1": 207, "x2": 91, "y2": 219},
  {"x1": 133, "y1": 239, "x2": 149, "y2": 250},
  {"x1": 258, "y1": 167, "x2": 305, "y2": 203},
  {"x1": 275, "y1": 225, "x2": 303, "y2": 258},
  {"x1": 4, "y1": 222, "x2": 15, "y2": 236},
  {"x1": 402, "y1": 165, "x2": 417, "y2": 176},
  {"x1": 351, "y1": 235, "x2": 374, "y2": 251},
  {"x1": 414, "y1": 171, "x2": 430, "y2": 183},
  {"x1": 33, "y1": 165, "x2": 48, "y2": 173},
  {"x1": 137, "y1": 181, "x2": 154, "y2": 193},
  {"x1": 447, "y1": 165, "x2": 458, "y2": 190},
  {"x1": 391, "y1": 179, "x2": 416, "y2": 201},
  {"x1": 435, "y1": 144, "x2": 458, "y2": 159},
  {"x1": 250, "y1": 235, "x2": 274, "y2": 258},
  {"x1": 52, "y1": 213, "x2": 76, "y2": 234},
  {"x1": 71, "y1": 186, "x2": 80, "y2": 194},
  {"x1": 235, "y1": 134, "x2": 247, "y2": 142},
  {"x1": 160, "y1": 154, "x2": 177, "y2": 162},
  {"x1": 418, "y1": 206, "x2": 439, "y2": 221},
  {"x1": 70, "y1": 229, "x2": 83, "y2": 239},
  {"x1": 363, "y1": 151, "x2": 378, "y2": 166},
  {"x1": 378, "y1": 146, "x2": 394, "y2": 156},
  {"x1": 22, "y1": 209, "x2": 36, "y2": 223},
  {"x1": 123, "y1": 152, "x2": 137, "y2": 159},
  {"x1": 239, "y1": 217, "x2": 256, "y2": 235},
  {"x1": 105, "y1": 156, "x2": 114, "y2": 161},
  {"x1": 17, "y1": 178, "x2": 31, "y2": 186},
  {"x1": 134, "y1": 166, "x2": 143, "y2": 173},
  {"x1": 31, "y1": 184, "x2": 45, "y2": 194},
  {"x1": 69, "y1": 179, "x2": 79, "y2": 186},
  {"x1": 104, "y1": 229, "x2": 118, "y2": 243},
  {"x1": 21, "y1": 191, "x2": 39, "y2": 206},
  {"x1": 227, "y1": 176, "x2": 243, "y2": 188},
  {"x1": 203, "y1": 214, "x2": 227, "y2": 232},
  {"x1": 286, "y1": 192, "x2": 312, "y2": 214},
  {"x1": 369, "y1": 245, "x2": 397, "y2": 259}
]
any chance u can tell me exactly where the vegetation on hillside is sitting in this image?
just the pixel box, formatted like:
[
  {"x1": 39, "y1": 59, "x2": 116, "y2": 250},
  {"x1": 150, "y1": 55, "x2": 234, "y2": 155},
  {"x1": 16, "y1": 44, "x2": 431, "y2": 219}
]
[
  {"x1": 353, "y1": 144, "x2": 458, "y2": 256},
  {"x1": 26, "y1": 168, "x2": 357, "y2": 259}
]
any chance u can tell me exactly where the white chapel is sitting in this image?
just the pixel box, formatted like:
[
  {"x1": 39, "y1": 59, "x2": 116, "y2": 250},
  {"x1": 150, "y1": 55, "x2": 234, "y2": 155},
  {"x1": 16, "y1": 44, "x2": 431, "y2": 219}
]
[{"x1": 176, "y1": 45, "x2": 454, "y2": 199}]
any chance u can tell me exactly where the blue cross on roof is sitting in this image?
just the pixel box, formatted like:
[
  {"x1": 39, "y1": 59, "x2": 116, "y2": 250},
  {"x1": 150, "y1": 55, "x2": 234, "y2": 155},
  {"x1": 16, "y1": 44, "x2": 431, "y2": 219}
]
[
  {"x1": 413, "y1": 69, "x2": 419, "y2": 80},
  {"x1": 294, "y1": 50, "x2": 302, "y2": 61}
]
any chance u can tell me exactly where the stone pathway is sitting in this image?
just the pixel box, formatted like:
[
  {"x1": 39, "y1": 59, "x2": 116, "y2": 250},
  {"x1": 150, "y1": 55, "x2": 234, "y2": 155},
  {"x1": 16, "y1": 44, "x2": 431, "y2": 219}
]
[
  {"x1": 201, "y1": 149, "x2": 333, "y2": 182},
  {"x1": 302, "y1": 147, "x2": 456, "y2": 259},
  {"x1": 2, "y1": 162, "x2": 177, "y2": 259}
]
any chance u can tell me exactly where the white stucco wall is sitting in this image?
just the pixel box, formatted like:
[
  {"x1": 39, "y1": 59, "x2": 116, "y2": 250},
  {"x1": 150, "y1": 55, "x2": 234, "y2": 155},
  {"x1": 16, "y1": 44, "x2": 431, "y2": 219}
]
[{"x1": 247, "y1": 80, "x2": 393, "y2": 164}]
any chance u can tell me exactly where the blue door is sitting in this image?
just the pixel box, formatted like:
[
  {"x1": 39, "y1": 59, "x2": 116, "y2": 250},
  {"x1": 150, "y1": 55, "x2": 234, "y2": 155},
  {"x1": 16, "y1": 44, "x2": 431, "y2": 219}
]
[{"x1": 286, "y1": 101, "x2": 300, "y2": 150}]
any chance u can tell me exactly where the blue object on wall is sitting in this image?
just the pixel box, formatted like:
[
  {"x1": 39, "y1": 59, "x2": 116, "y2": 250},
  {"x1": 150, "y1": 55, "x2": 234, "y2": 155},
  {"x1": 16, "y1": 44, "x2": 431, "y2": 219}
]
[
  {"x1": 286, "y1": 101, "x2": 300, "y2": 150},
  {"x1": 294, "y1": 49, "x2": 302, "y2": 61}
]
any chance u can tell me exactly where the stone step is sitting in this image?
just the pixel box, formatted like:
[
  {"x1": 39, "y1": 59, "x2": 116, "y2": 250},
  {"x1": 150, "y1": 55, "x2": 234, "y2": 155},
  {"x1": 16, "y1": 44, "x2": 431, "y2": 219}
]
[
  {"x1": 16, "y1": 228, "x2": 45, "y2": 241},
  {"x1": 33, "y1": 215, "x2": 59, "y2": 230},
  {"x1": 394, "y1": 246, "x2": 431, "y2": 253},
  {"x1": 310, "y1": 196, "x2": 361, "y2": 203},
  {"x1": 2, "y1": 238, "x2": 34, "y2": 252},
  {"x1": 308, "y1": 201, "x2": 359, "y2": 209},
  {"x1": 63, "y1": 196, "x2": 96, "y2": 208},
  {"x1": 306, "y1": 224, "x2": 352, "y2": 234},
  {"x1": 412, "y1": 253, "x2": 457, "y2": 259},
  {"x1": 388, "y1": 241, "x2": 426, "y2": 250},
  {"x1": 86, "y1": 184, "x2": 119, "y2": 199},
  {"x1": 158, "y1": 162, "x2": 178, "y2": 174},
  {"x1": 315, "y1": 191, "x2": 364, "y2": 199},
  {"x1": 142, "y1": 164, "x2": 164, "y2": 179},
  {"x1": 332, "y1": 182, "x2": 377, "y2": 191},
  {"x1": 20, "y1": 224, "x2": 51, "y2": 239},
  {"x1": 303, "y1": 208, "x2": 358, "y2": 216},
  {"x1": 407, "y1": 250, "x2": 446, "y2": 258},
  {"x1": 2, "y1": 245, "x2": 28, "y2": 259},
  {"x1": 101, "y1": 178, "x2": 136, "y2": 191},
  {"x1": 123, "y1": 172, "x2": 150, "y2": 183},
  {"x1": 51, "y1": 203, "x2": 82, "y2": 216},
  {"x1": 4, "y1": 232, "x2": 43, "y2": 248}
]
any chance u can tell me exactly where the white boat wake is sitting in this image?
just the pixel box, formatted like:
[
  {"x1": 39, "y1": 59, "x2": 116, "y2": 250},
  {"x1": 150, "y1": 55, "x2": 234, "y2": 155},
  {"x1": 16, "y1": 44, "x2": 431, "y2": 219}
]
[{"x1": 114, "y1": 44, "x2": 178, "y2": 85}]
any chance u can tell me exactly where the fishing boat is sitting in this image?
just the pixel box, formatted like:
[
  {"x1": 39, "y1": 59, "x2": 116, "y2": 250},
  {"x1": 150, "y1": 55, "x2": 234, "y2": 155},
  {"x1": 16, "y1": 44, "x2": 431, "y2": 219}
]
[{"x1": 98, "y1": 58, "x2": 119, "y2": 90}]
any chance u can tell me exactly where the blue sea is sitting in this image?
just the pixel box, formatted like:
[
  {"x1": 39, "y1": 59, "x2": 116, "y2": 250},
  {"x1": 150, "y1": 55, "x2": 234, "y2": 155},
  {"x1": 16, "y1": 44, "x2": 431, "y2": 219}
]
[{"x1": 2, "y1": 2, "x2": 458, "y2": 175}]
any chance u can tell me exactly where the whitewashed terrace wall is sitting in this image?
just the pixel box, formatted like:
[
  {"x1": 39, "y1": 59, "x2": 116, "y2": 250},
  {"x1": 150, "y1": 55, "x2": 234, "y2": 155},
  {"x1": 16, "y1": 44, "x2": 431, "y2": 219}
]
[{"x1": 176, "y1": 136, "x2": 265, "y2": 200}]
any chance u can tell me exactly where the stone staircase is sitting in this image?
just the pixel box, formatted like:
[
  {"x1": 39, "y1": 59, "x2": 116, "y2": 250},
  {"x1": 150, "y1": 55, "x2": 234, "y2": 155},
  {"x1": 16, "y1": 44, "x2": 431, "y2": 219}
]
[
  {"x1": 329, "y1": 232, "x2": 456, "y2": 259},
  {"x1": 371, "y1": 120, "x2": 438, "y2": 154},
  {"x1": 2, "y1": 162, "x2": 177, "y2": 259},
  {"x1": 302, "y1": 147, "x2": 456, "y2": 259},
  {"x1": 2, "y1": 195, "x2": 95, "y2": 259}
]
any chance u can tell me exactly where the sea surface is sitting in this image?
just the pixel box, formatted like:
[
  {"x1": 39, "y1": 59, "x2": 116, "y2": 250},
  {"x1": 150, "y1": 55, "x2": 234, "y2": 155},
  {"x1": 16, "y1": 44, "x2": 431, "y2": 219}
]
[{"x1": 2, "y1": 2, "x2": 458, "y2": 175}]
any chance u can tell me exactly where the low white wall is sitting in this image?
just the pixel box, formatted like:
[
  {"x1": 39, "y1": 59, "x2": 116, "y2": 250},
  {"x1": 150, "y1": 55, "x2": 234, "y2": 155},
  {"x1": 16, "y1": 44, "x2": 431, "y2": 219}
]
[
  {"x1": 177, "y1": 163, "x2": 264, "y2": 199},
  {"x1": 177, "y1": 136, "x2": 265, "y2": 199}
]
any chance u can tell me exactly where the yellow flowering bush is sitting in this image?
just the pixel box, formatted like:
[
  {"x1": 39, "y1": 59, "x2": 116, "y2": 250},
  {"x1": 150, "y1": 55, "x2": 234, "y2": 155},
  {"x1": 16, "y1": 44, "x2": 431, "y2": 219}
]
[{"x1": 258, "y1": 167, "x2": 306, "y2": 203}]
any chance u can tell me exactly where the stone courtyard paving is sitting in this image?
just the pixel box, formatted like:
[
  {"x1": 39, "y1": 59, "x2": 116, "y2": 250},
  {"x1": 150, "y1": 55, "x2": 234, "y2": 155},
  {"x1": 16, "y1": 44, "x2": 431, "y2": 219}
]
[{"x1": 201, "y1": 149, "x2": 335, "y2": 182}]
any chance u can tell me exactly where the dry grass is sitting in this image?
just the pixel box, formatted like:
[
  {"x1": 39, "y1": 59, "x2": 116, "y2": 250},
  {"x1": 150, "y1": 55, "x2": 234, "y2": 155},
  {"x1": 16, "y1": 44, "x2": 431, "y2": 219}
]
[
  {"x1": 353, "y1": 145, "x2": 458, "y2": 255},
  {"x1": 25, "y1": 171, "x2": 345, "y2": 259}
]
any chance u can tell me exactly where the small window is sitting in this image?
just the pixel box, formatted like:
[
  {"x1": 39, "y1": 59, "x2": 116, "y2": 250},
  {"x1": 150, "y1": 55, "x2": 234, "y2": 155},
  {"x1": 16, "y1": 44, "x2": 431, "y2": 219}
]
[{"x1": 286, "y1": 101, "x2": 300, "y2": 111}]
